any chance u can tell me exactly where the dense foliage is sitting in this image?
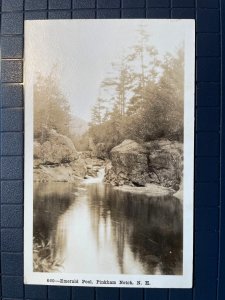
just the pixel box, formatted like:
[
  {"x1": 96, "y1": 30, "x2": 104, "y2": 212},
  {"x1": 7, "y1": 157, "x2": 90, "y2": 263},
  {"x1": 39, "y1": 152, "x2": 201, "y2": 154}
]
[
  {"x1": 34, "y1": 27, "x2": 184, "y2": 153},
  {"x1": 34, "y1": 67, "x2": 71, "y2": 143},
  {"x1": 89, "y1": 26, "x2": 184, "y2": 152}
]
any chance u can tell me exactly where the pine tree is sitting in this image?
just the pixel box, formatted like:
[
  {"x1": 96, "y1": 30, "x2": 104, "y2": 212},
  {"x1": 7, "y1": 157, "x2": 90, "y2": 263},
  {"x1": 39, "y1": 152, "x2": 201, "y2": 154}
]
[
  {"x1": 101, "y1": 56, "x2": 133, "y2": 117},
  {"x1": 34, "y1": 67, "x2": 71, "y2": 142},
  {"x1": 126, "y1": 25, "x2": 159, "y2": 116},
  {"x1": 88, "y1": 24, "x2": 185, "y2": 152},
  {"x1": 90, "y1": 97, "x2": 108, "y2": 125}
]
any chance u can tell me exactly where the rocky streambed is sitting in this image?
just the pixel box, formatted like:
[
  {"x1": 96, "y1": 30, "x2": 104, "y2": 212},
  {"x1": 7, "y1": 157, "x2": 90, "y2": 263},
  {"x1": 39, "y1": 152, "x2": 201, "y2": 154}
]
[{"x1": 34, "y1": 130, "x2": 183, "y2": 199}]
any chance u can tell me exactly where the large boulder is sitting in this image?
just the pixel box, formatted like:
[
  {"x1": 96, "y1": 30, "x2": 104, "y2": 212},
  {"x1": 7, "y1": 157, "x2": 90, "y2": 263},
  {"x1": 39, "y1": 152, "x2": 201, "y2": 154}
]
[
  {"x1": 147, "y1": 140, "x2": 183, "y2": 189},
  {"x1": 107, "y1": 139, "x2": 149, "y2": 186},
  {"x1": 70, "y1": 158, "x2": 87, "y2": 178},
  {"x1": 34, "y1": 130, "x2": 79, "y2": 165},
  {"x1": 106, "y1": 139, "x2": 183, "y2": 189}
]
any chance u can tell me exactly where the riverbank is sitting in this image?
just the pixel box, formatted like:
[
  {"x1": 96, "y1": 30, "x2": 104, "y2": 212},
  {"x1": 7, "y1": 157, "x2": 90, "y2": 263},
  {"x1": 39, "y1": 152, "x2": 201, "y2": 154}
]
[
  {"x1": 34, "y1": 131, "x2": 183, "y2": 199},
  {"x1": 34, "y1": 160, "x2": 180, "y2": 198},
  {"x1": 114, "y1": 183, "x2": 175, "y2": 197}
]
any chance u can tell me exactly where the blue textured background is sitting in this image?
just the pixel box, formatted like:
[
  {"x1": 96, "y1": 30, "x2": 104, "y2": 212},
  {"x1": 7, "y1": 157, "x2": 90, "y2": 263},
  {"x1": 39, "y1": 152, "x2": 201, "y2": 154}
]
[{"x1": 0, "y1": 0, "x2": 224, "y2": 299}]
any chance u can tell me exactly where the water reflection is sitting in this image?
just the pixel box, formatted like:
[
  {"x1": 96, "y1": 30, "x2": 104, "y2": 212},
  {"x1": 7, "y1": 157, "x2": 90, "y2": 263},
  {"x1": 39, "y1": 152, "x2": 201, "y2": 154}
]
[{"x1": 34, "y1": 182, "x2": 183, "y2": 275}]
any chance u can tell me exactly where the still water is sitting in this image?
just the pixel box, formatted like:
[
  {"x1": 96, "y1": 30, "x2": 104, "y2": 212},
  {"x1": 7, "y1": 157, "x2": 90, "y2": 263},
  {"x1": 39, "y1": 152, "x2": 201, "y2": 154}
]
[{"x1": 34, "y1": 178, "x2": 183, "y2": 275}]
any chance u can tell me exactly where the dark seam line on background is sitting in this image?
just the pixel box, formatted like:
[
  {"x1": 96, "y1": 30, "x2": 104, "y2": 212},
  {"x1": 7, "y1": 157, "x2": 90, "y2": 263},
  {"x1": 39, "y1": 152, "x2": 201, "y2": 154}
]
[
  {"x1": 0, "y1": 8, "x2": 220, "y2": 14},
  {"x1": 217, "y1": 0, "x2": 223, "y2": 299}
]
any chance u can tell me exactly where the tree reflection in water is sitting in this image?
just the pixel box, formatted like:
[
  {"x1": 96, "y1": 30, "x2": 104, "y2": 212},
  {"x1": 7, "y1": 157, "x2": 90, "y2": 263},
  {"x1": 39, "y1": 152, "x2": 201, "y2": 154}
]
[{"x1": 34, "y1": 182, "x2": 182, "y2": 274}]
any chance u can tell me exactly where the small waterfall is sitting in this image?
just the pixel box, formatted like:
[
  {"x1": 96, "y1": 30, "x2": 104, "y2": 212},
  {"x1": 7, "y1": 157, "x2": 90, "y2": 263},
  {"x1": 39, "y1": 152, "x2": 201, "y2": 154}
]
[{"x1": 83, "y1": 168, "x2": 105, "y2": 184}]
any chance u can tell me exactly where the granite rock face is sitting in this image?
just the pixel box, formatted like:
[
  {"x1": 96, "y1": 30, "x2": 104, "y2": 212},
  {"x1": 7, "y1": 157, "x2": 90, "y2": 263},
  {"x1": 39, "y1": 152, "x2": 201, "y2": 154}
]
[
  {"x1": 105, "y1": 140, "x2": 149, "y2": 186},
  {"x1": 34, "y1": 129, "x2": 79, "y2": 165},
  {"x1": 33, "y1": 130, "x2": 106, "y2": 182},
  {"x1": 105, "y1": 139, "x2": 183, "y2": 189},
  {"x1": 33, "y1": 132, "x2": 183, "y2": 191},
  {"x1": 147, "y1": 140, "x2": 183, "y2": 190}
]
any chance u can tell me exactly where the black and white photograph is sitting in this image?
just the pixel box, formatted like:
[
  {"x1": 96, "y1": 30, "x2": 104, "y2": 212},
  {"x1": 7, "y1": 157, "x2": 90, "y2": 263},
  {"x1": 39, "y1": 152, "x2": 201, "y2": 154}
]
[{"x1": 24, "y1": 19, "x2": 195, "y2": 288}]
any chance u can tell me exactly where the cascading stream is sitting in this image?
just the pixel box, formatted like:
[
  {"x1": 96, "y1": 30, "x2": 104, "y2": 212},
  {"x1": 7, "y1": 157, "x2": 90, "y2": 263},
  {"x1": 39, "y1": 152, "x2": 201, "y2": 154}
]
[{"x1": 83, "y1": 167, "x2": 105, "y2": 184}]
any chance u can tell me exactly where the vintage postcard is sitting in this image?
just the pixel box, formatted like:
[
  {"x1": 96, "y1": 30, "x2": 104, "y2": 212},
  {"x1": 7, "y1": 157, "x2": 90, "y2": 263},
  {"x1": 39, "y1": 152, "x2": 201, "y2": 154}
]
[{"x1": 24, "y1": 19, "x2": 195, "y2": 288}]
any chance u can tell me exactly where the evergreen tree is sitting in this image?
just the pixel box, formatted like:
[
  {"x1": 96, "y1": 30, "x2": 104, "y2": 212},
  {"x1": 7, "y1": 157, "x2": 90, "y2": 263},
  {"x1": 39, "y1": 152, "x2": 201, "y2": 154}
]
[
  {"x1": 90, "y1": 97, "x2": 108, "y2": 125},
  {"x1": 88, "y1": 27, "x2": 185, "y2": 153},
  {"x1": 101, "y1": 56, "x2": 133, "y2": 117},
  {"x1": 126, "y1": 26, "x2": 160, "y2": 116},
  {"x1": 34, "y1": 67, "x2": 71, "y2": 142}
]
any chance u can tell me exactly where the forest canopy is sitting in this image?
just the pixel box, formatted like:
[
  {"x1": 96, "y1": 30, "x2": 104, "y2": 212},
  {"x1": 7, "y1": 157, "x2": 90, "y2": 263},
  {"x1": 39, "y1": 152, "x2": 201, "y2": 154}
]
[
  {"x1": 89, "y1": 26, "x2": 184, "y2": 152},
  {"x1": 34, "y1": 67, "x2": 71, "y2": 142},
  {"x1": 34, "y1": 26, "x2": 184, "y2": 153}
]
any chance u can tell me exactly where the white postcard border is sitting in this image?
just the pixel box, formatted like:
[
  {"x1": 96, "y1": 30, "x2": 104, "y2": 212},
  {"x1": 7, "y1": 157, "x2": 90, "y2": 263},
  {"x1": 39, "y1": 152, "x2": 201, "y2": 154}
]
[{"x1": 24, "y1": 19, "x2": 195, "y2": 288}]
